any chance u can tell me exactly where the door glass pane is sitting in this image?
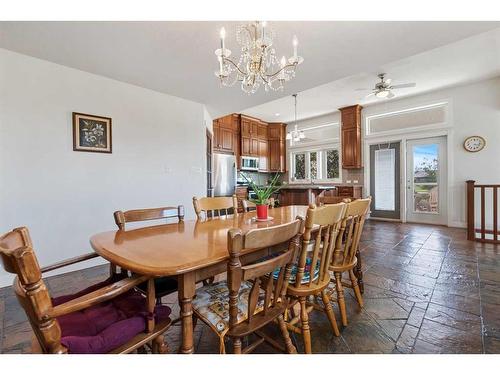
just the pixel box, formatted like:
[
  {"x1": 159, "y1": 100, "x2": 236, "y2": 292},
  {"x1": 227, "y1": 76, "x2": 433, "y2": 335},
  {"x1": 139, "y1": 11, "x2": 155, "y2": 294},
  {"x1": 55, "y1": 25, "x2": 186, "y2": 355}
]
[
  {"x1": 413, "y1": 144, "x2": 439, "y2": 213},
  {"x1": 294, "y1": 153, "x2": 306, "y2": 180},
  {"x1": 326, "y1": 150, "x2": 339, "y2": 179},
  {"x1": 310, "y1": 152, "x2": 318, "y2": 179},
  {"x1": 374, "y1": 148, "x2": 396, "y2": 211}
]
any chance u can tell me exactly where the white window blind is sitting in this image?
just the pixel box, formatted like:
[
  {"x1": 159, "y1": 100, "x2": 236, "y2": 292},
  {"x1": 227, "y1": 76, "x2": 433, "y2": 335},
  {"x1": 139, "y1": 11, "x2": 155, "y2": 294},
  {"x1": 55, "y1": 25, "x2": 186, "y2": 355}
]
[{"x1": 374, "y1": 148, "x2": 396, "y2": 211}]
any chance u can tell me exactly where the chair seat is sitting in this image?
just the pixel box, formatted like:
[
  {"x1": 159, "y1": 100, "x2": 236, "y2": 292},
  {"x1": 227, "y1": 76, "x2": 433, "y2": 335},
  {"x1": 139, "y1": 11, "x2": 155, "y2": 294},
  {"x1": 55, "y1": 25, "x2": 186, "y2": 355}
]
[
  {"x1": 52, "y1": 280, "x2": 171, "y2": 354},
  {"x1": 136, "y1": 276, "x2": 178, "y2": 299},
  {"x1": 192, "y1": 281, "x2": 264, "y2": 334},
  {"x1": 329, "y1": 256, "x2": 358, "y2": 272}
]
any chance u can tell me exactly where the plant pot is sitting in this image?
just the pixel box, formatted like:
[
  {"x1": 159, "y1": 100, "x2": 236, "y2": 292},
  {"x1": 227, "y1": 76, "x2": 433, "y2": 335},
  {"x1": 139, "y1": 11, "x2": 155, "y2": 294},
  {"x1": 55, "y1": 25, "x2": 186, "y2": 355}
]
[{"x1": 256, "y1": 204, "x2": 268, "y2": 220}]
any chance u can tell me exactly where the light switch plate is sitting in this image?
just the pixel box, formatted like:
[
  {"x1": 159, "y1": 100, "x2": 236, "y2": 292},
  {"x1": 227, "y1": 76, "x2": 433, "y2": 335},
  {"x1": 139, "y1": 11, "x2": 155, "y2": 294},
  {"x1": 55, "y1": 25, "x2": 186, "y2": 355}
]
[
  {"x1": 353, "y1": 180, "x2": 358, "y2": 184},
  {"x1": 346, "y1": 180, "x2": 352, "y2": 183}
]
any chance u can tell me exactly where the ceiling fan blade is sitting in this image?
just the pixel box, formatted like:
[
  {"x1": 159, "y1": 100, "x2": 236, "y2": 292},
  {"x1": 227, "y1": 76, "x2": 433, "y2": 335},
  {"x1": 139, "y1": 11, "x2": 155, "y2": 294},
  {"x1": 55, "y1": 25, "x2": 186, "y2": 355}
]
[
  {"x1": 365, "y1": 92, "x2": 376, "y2": 98},
  {"x1": 387, "y1": 91, "x2": 395, "y2": 99},
  {"x1": 391, "y1": 83, "x2": 416, "y2": 89},
  {"x1": 355, "y1": 88, "x2": 370, "y2": 91}
]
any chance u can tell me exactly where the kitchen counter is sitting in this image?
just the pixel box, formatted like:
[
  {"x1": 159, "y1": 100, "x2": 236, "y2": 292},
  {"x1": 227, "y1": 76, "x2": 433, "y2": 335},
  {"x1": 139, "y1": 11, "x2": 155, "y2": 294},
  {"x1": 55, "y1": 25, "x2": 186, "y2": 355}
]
[
  {"x1": 279, "y1": 184, "x2": 363, "y2": 190},
  {"x1": 279, "y1": 184, "x2": 363, "y2": 206}
]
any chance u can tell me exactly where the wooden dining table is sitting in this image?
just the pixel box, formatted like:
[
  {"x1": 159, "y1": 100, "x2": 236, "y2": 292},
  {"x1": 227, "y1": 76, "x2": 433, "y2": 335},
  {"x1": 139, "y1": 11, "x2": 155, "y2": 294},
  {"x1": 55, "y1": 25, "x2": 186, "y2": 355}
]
[{"x1": 90, "y1": 205, "x2": 310, "y2": 354}]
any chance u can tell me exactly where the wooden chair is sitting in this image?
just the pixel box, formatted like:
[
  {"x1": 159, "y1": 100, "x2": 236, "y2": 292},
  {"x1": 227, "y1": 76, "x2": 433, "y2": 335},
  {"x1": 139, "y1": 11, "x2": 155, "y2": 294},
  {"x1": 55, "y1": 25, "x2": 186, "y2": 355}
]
[
  {"x1": 113, "y1": 205, "x2": 184, "y2": 304},
  {"x1": 0, "y1": 227, "x2": 171, "y2": 354},
  {"x1": 241, "y1": 198, "x2": 275, "y2": 212},
  {"x1": 193, "y1": 195, "x2": 238, "y2": 220},
  {"x1": 191, "y1": 219, "x2": 303, "y2": 354},
  {"x1": 329, "y1": 198, "x2": 371, "y2": 326},
  {"x1": 284, "y1": 203, "x2": 347, "y2": 354}
]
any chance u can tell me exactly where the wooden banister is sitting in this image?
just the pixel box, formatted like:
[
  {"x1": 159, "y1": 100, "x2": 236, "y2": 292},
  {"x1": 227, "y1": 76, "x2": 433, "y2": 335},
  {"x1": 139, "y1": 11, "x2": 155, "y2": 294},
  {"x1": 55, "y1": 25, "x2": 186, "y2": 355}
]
[
  {"x1": 466, "y1": 180, "x2": 475, "y2": 241},
  {"x1": 466, "y1": 180, "x2": 500, "y2": 243}
]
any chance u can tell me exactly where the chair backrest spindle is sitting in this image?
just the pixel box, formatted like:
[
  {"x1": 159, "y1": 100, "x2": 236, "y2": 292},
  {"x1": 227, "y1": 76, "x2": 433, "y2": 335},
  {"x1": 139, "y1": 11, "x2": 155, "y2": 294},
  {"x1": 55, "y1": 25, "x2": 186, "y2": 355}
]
[{"x1": 193, "y1": 195, "x2": 238, "y2": 220}]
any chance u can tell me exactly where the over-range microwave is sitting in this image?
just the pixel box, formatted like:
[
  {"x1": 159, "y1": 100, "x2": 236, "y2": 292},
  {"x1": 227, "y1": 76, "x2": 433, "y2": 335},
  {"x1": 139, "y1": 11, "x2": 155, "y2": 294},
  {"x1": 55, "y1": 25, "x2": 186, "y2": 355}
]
[{"x1": 241, "y1": 156, "x2": 259, "y2": 171}]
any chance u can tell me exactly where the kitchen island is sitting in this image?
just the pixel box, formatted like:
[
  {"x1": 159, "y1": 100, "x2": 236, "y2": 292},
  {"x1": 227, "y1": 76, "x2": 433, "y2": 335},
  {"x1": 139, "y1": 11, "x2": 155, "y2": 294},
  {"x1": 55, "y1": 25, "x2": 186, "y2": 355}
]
[{"x1": 279, "y1": 184, "x2": 363, "y2": 206}]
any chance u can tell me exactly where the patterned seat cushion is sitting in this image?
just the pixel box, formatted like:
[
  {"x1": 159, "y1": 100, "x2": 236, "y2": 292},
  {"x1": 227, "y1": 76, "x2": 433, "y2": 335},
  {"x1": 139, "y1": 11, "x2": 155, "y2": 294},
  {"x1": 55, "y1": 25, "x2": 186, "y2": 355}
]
[{"x1": 192, "y1": 281, "x2": 264, "y2": 334}]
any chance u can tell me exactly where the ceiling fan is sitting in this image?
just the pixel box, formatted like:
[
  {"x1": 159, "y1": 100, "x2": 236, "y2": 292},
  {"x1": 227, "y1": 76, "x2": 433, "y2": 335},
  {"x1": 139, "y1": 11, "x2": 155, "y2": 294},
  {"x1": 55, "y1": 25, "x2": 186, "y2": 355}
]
[{"x1": 357, "y1": 73, "x2": 416, "y2": 99}]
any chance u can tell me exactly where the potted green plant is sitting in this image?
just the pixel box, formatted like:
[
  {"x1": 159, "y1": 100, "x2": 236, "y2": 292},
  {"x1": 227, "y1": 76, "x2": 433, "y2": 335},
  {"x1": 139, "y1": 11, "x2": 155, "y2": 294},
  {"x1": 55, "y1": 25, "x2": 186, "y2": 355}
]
[{"x1": 242, "y1": 173, "x2": 282, "y2": 220}]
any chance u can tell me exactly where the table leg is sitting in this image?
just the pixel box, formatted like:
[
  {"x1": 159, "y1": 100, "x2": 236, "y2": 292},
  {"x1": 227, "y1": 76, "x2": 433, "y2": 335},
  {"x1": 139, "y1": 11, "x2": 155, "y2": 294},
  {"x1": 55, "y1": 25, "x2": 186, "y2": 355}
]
[
  {"x1": 178, "y1": 272, "x2": 196, "y2": 354},
  {"x1": 354, "y1": 249, "x2": 364, "y2": 293}
]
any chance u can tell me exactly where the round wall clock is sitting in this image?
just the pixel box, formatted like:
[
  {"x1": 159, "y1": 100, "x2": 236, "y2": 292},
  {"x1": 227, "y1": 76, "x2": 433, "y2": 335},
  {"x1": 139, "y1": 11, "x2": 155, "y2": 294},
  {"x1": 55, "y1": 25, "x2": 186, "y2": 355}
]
[{"x1": 463, "y1": 136, "x2": 486, "y2": 152}]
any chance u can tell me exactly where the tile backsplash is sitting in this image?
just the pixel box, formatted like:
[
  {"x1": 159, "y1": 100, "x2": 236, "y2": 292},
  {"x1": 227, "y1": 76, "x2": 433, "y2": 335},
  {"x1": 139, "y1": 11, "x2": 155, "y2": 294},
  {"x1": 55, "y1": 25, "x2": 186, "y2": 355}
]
[
  {"x1": 343, "y1": 168, "x2": 364, "y2": 185},
  {"x1": 240, "y1": 168, "x2": 364, "y2": 186}
]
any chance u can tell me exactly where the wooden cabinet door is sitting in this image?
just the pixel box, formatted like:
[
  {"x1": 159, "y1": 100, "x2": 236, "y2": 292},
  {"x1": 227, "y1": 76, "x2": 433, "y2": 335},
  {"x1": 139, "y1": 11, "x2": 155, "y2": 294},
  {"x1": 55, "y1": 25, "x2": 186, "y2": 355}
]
[
  {"x1": 340, "y1": 104, "x2": 362, "y2": 168},
  {"x1": 241, "y1": 136, "x2": 250, "y2": 156},
  {"x1": 250, "y1": 138, "x2": 259, "y2": 156},
  {"x1": 250, "y1": 121, "x2": 259, "y2": 136},
  {"x1": 241, "y1": 118, "x2": 251, "y2": 137},
  {"x1": 258, "y1": 123, "x2": 268, "y2": 139},
  {"x1": 259, "y1": 140, "x2": 268, "y2": 171},
  {"x1": 337, "y1": 186, "x2": 354, "y2": 197},
  {"x1": 342, "y1": 128, "x2": 360, "y2": 168},
  {"x1": 268, "y1": 126, "x2": 280, "y2": 140},
  {"x1": 221, "y1": 128, "x2": 234, "y2": 152},
  {"x1": 269, "y1": 140, "x2": 279, "y2": 171}
]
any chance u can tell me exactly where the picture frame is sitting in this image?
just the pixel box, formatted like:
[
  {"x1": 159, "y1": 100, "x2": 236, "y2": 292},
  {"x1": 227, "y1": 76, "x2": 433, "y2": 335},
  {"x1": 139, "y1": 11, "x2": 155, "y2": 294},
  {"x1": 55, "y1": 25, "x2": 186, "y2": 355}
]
[{"x1": 72, "y1": 112, "x2": 112, "y2": 153}]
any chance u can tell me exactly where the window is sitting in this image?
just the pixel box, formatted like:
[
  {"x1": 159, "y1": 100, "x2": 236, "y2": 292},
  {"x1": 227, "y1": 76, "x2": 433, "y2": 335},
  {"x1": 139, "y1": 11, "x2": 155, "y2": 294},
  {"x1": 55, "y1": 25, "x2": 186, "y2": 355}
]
[
  {"x1": 294, "y1": 153, "x2": 306, "y2": 180},
  {"x1": 325, "y1": 149, "x2": 339, "y2": 179},
  {"x1": 310, "y1": 152, "x2": 318, "y2": 179},
  {"x1": 291, "y1": 147, "x2": 341, "y2": 182}
]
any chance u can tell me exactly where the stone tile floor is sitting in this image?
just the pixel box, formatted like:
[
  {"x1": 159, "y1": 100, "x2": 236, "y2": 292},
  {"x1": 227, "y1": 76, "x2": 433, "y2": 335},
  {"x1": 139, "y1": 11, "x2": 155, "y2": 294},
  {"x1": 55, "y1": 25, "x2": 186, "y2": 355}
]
[{"x1": 1, "y1": 220, "x2": 499, "y2": 354}]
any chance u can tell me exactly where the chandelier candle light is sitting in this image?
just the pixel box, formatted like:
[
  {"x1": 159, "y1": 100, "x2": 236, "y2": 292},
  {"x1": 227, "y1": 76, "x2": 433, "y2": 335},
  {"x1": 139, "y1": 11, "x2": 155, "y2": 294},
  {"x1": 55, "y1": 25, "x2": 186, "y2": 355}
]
[{"x1": 215, "y1": 21, "x2": 304, "y2": 94}]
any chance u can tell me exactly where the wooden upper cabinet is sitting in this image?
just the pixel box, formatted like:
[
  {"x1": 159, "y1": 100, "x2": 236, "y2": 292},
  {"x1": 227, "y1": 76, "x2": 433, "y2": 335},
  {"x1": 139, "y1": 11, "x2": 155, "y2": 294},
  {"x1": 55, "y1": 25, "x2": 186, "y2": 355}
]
[
  {"x1": 339, "y1": 105, "x2": 363, "y2": 169},
  {"x1": 213, "y1": 114, "x2": 239, "y2": 154},
  {"x1": 258, "y1": 123, "x2": 268, "y2": 139},
  {"x1": 240, "y1": 115, "x2": 261, "y2": 157},
  {"x1": 214, "y1": 115, "x2": 287, "y2": 172},
  {"x1": 268, "y1": 123, "x2": 287, "y2": 173},
  {"x1": 241, "y1": 117, "x2": 251, "y2": 137},
  {"x1": 250, "y1": 138, "x2": 259, "y2": 157},
  {"x1": 250, "y1": 121, "x2": 259, "y2": 137}
]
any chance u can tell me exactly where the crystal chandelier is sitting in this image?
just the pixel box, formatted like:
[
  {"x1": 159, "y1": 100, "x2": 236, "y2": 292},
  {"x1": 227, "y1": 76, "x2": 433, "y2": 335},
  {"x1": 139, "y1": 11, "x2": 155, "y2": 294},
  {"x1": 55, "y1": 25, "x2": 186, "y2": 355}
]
[
  {"x1": 215, "y1": 21, "x2": 304, "y2": 94},
  {"x1": 286, "y1": 94, "x2": 305, "y2": 146}
]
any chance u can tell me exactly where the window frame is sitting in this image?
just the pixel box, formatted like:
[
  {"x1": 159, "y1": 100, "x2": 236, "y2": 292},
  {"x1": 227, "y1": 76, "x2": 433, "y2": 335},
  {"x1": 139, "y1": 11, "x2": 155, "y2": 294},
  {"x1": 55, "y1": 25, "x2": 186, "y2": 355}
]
[{"x1": 289, "y1": 145, "x2": 342, "y2": 184}]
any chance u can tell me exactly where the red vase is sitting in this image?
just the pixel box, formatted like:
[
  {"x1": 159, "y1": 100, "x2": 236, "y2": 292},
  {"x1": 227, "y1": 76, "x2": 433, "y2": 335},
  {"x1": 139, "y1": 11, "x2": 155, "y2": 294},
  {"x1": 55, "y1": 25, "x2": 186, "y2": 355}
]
[{"x1": 256, "y1": 204, "x2": 268, "y2": 220}]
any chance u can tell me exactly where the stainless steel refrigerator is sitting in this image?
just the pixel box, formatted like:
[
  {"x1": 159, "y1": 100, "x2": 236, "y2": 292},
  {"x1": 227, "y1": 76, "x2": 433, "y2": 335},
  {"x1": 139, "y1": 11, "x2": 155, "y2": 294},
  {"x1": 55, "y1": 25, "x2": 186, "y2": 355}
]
[{"x1": 213, "y1": 153, "x2": 236, "y2": 197}]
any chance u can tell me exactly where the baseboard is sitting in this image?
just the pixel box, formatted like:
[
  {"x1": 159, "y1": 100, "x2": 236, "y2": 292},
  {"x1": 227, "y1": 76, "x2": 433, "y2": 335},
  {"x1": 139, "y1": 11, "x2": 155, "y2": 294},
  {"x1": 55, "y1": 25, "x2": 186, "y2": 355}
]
[
  {"x1": 0, "y1": 256, "x2": 107, "y2": 289},
  {"x1": 449, "y1": 221, "x2": 467, "y2": 228},
  {"x1": 368, "y1": 217, "x2": 402, "y2": 223}
]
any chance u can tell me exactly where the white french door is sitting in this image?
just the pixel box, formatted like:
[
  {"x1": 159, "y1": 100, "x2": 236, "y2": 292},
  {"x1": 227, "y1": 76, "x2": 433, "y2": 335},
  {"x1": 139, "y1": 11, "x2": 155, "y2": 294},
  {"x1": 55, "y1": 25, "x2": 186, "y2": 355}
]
[{"x1": 406, "y1": 136, "x2": 447, "y2": 225}]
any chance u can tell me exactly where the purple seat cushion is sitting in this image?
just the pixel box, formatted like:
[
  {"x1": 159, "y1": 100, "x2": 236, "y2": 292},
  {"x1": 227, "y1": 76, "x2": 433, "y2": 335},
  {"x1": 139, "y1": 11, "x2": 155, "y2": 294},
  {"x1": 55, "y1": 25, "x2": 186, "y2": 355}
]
[{"x1": 52, "y1": 280, "x2": 171, "y2": 354}]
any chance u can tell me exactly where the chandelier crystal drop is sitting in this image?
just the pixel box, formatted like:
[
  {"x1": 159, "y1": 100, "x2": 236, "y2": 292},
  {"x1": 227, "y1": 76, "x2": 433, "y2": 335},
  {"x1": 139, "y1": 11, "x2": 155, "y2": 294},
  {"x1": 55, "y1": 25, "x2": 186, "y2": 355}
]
[
  {"x1": 215, "y1": 21, "x2": 304, "y2": 94},
  {"x1": 286, "y1": 94, "x2": 305, "y2": 146}
]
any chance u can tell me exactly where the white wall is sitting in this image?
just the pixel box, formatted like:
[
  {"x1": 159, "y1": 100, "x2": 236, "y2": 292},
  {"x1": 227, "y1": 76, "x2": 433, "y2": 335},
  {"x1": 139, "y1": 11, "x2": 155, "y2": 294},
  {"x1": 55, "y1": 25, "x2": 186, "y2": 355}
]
[
  {"x1": 0, "y1": 49, "x2": 207, "y2": 287},
  {"x1": 289, "y1": 76, "x2": 500, "y2": 227}
]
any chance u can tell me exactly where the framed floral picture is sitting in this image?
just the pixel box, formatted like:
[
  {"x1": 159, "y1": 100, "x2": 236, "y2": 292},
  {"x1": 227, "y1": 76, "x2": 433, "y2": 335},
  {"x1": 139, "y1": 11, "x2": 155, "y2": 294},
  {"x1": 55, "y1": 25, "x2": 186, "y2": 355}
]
[{"x1": 72, "y1": 112, "x2": 112, "y2": 153}]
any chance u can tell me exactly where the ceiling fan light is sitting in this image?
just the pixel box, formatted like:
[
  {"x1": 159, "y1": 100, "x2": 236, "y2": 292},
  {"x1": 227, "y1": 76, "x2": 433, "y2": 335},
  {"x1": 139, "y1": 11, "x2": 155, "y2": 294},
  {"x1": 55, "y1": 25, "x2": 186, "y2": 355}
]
[
  {"x1": 299, "y1": 131, "x2": 305, "y2": 139},
  {"x1": 375, "y1": 90, "x2": 390, "y2": 98}
]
